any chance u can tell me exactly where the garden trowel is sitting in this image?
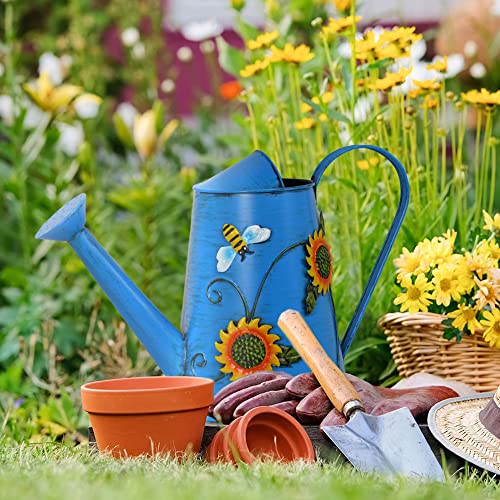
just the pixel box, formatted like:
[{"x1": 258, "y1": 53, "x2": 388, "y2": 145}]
[{"x1": 278, "y1": 310, "x2": 444, "y2": 480}]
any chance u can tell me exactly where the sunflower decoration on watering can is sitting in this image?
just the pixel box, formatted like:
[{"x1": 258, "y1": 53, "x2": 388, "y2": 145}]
[{"x1": 305, "y1": 213, "x2": 333, "y2": 313}]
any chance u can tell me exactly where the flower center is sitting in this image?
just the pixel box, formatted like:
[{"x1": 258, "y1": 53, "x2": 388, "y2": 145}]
[
  {"x1": 463, "y1": 309, "x2": 476, "y2": 321},
  {"x1": 440, "y1": 278, "x2": 451, "y2": 292},
  {"x1": 407, "y1": 285, "x2": 421, "y2": 301},
  {"x1": 315, "y1": 245, "x2": 331, "y2": 280},
  {"x1": 493, "y1": 321, "x2": 500, "y2": 334},
  {"x1": 231, "y1": 332, "x2": 266, "y2": 369}
]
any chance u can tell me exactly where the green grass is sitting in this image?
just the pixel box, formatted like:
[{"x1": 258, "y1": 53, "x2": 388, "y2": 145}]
[{"x1": 0, "y1": 443, "x2": 498, "y2": 500}]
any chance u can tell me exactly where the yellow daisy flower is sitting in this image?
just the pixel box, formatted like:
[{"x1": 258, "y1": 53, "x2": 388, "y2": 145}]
[
  {"x1": 427, "y1": 56, "x2": 448, "y2": 72},
  {"x1": 312, "y1": 91, "x2": 334, "y2": 105},
  {"x1": 379, "y1": 26, "x2": 422, "y2": 50},
  {"x1": 461, "y1": 88, "x2": 500, "y2": 108},
  {"x1": 301, "y1": 102, "x2": 312, "y2": 113},
  {"x1": 356, "y1": 157, "x2": 379, "y2": 171},
  {"x1": 431, "y1": 264, "x2": 463, "y2": 306},
  {"x1": 483, "y1": 210, "x2": 500, "y2": 233},
  {"x1": 246, "y1": 31, "x2": 279, "y2": 50},
  {"x1": 239, "y1": 58, "x2": 270, "y2": 78},
  {"x1": 215, "y1": 317, "x2": 282, "y2": 381},
  {"x1": 270, "y1": 43, "x2": 314, "y2": 64},
  {"x1": 480, "y1": 308, "x2": 500, "y2": 348},
  {"x1": 393, "y1": 273, "x2": 434, "y2": 313},
  {"x1": 333, "y1": 0, "x2": 352, "y2": 13},
  {"x1": 321, "y1": 15, "x2": 361, "y2": 37},
  {"x1": 413, "y1": 79, "x2": 442, "y2": 92},
  {"x1": 448, "y1": 305, "x2": 482, "y2": 334},
  {"x1": 368, "y1": 67, "x2": 412, "y2": 91},
  {"x1": 420, "y1": 95, "x2": 438, "y2": 110},
  {"x1": 294, "y1": 117, "x2": 315, "y2": 130}
]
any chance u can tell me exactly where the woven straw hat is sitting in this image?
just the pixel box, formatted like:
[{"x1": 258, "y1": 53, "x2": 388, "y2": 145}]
[{"x1": 428, "y1": 388, "x2": 500, "y2": 475}]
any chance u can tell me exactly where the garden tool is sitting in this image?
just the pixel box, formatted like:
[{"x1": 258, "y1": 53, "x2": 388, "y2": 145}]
[
  {"x1": 278, "y1": 310, "x2": 445, "y2": 480},
  {"x1": 36, "y1": 145, "x2": 409, "y2": 394}
]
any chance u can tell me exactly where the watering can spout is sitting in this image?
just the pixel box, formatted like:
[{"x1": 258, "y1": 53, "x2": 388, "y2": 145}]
[{"x1": 36, "y1": 194, "x2": 185, "y2": 375}]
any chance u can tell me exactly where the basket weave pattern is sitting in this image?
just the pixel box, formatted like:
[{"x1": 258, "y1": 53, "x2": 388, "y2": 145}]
[{"x1": 378, "y1": 312, "x2": 500, "y2": 393}]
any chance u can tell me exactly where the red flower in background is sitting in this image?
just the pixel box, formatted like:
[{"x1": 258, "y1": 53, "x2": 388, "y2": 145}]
[{"x1": 219, "y1": 80, "x2": 242, "y2": 101}]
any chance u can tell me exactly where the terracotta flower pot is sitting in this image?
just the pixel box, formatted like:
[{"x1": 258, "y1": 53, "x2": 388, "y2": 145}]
[
  {"x1": 206, "y1": 407, "x2": 315, "y2": 464},
  {"x1": 81, "y1": 376, "x2": 214, "y2": 458}
]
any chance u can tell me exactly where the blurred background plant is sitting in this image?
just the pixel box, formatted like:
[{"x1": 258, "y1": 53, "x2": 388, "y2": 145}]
[{"x1": 0, "y1": 0, "x2": 498, "y2": 442}]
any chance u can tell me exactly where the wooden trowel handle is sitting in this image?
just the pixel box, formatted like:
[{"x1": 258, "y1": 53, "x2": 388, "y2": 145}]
[{"x1": 278, "y1": 309, "x2": 364, "y2": 418}]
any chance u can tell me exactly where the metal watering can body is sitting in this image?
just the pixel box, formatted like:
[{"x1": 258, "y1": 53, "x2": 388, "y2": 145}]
[{"x1": 36, "y1": 145, "x2": 409, "y2": 394}]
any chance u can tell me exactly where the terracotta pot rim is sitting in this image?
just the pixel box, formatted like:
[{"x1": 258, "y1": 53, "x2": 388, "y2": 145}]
[
  {"x1": 81, "y1": 376, "x2": 214, "y2": 414},
  {"x1": 234, "y1": 406, "x2": 315, "y2": 463}
]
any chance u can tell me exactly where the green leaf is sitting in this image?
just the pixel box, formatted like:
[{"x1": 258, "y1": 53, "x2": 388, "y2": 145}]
[
  {"x1": 235, "y1": 16, "x2": 260, "y2": 41},
  {"x1": 113, "y1": 113, "x2": 134, "y2": 148},
  {"x1": 216, "y1": 36, "x2": 246, "y2": 77}
]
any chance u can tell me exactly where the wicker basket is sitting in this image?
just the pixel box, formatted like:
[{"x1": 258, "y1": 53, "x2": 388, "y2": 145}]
[{"x1": 378, "y1": 312, "x2": 500, "y2": 393}]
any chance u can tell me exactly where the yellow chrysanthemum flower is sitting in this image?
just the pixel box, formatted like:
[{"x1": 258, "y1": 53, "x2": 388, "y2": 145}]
[
  {"x1": 215, "y1": 317, "x2": 282, "y2": 381},
  {"x1": 318, "y1": 113, "x2": 328, "y2": 122},
  {"x1": 246, "y1": 31, "x2": 279, "y2": 50},
  {"x1": 368, "y1": 67, "x2": 412, "y2": 91},
  {"x1": 426, "y1": 56, "x2": 448, "y2": 72},
  {"x1": 294, "y1": 117, "x2": 315, "y2": 130},
  {"x1": 480, "y1": 308, "x2": 500, "y2": 348},
  {"x1": 394, "y1": 246, "x2": 429, "y2": 280},
  {"x1": 239, "y1": 58, "x2": 270, "y2": 78},
  {"x1": 465, "y1": 250, "x2": 496, "y2": 277},
  {"x1": 23, "y1": 71, "x2": 83, "y2": 114},
  {"x1": 312, "y1": 91, "x2": 334, "y2": 105},
  {"x1": 476, "y1": 239, "x2": 500, "y2": 261},
  {"x1": 270, "y1": 43, "x2": 314, "y2": 64},
  {"x1": 474, "y1": 273, "x2": 500, "y2": 310},
  {"x1": 393, "y1": 273, "x2": 434, "y2": 313},
  {"x1": 431, "y1": 264, "x2": 464, "y2": 306},
  {"x1": 448, "y1": 305, "x2": 482, "y2": 334},
  {"x1": 416, "y1": 233, "x2": 455, "y2": 268},
  {"x1": 483, "y1": 210, "x2": 500, "y2": 233},
  {"x1": 461, "y1": 88, "x2": 500, "y2": 107},
  {"x1": 413, "y1": 79, "x2": 442, "y2": 92},
  {"x1": 321, "y1": 16, "x2": 361, "y2": 37}
]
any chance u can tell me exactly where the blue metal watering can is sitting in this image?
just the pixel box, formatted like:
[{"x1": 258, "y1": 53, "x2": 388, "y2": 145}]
[{"x1": 36, "y1": 145, "x2": 409, "y2": 393}]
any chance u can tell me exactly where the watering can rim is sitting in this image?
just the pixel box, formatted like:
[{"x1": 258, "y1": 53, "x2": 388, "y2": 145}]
[{"x1": 193, "y1": 177, "x2": 316, "y2": 195}]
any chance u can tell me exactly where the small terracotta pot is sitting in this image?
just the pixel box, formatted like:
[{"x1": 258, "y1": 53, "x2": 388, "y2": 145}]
[
  {"x1": 81, "y1": 376, "x2": 213, "y2": 458},
  {"x1": 206, "y1": 407, "x2": 315, "y2": 464}
]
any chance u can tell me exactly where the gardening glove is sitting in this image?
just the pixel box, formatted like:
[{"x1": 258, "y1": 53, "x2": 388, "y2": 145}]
[
  {"x1": 209, "y1": 372, "x2": 295, "y2": 424},
  {"x1": 285, "y1": 372, "x2": 459, "y2": 426}
]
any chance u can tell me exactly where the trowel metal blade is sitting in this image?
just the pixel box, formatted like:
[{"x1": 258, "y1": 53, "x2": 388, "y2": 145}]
[{"x1": 322, "y1": 407, "x2": 444, "y2": 480}]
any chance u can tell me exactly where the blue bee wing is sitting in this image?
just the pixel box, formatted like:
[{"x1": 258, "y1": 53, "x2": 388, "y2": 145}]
[
  {"x1": 242, "y1": 225, "x2": 271, "y2": 245},
  {"x1": 216, "y1": 246, "x2": 237, "y2": 272}
]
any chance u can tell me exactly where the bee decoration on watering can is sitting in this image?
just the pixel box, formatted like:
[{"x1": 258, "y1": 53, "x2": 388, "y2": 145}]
[{"x1": 216, "y1": 224, "x2": 271, "y2": 272}]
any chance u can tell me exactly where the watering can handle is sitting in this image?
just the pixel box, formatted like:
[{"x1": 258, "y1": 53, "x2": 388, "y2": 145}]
[{"x1": 311, "y1": 144, "x2": 410, "y2": 356}]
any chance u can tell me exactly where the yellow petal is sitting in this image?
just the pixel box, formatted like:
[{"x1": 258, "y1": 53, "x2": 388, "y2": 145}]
[
  {"x1": 157, "y1": 119, "x2": 179, "y2": 149},
  {"x1": 227, "y1": 321, "x2": 237, "y2": 333},
  {"x1": 237, "y1": 317, "x2": 247, "y2": 329},
  {"x1": 133, "y1": 110, "x2": 157, "y2": 159},
  {"x1": 50, "y1": 84, "x2": 82, "y2": 112}
]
